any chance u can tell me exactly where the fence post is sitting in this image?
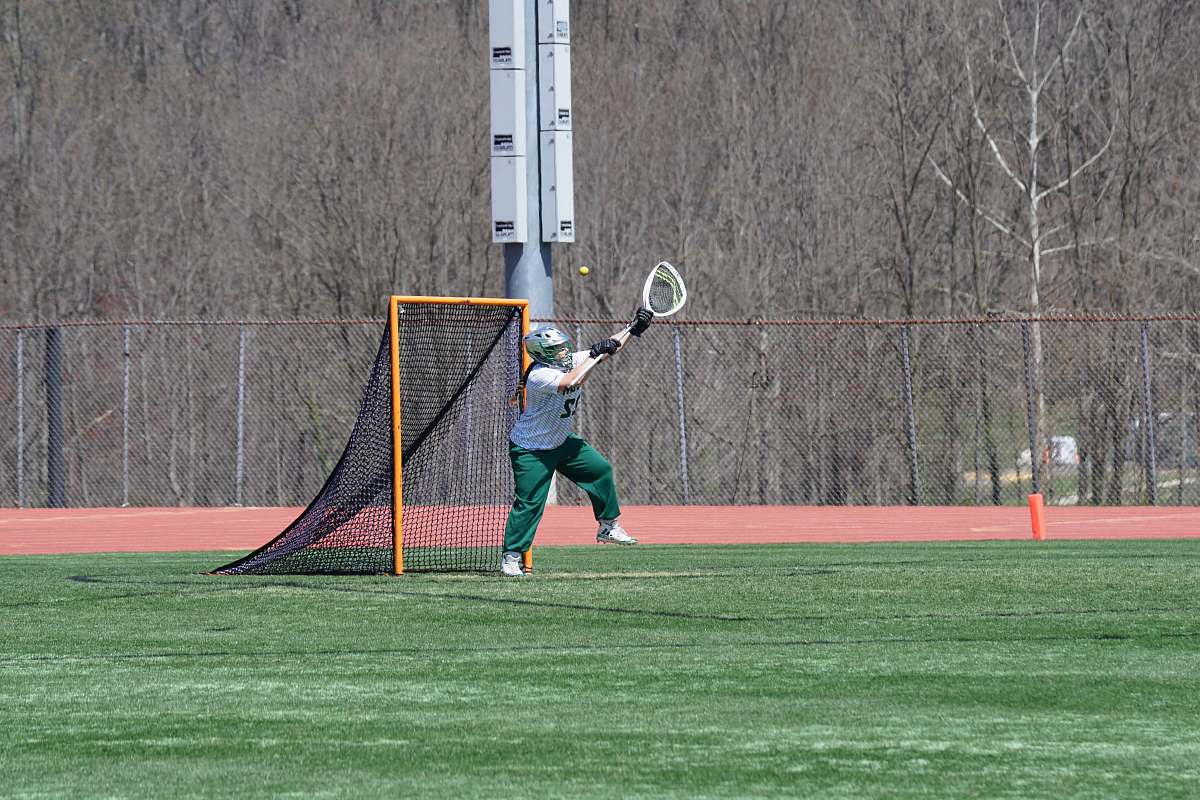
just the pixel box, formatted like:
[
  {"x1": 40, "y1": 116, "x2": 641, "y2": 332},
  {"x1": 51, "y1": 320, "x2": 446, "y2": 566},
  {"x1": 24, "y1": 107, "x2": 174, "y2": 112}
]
[
  {"x1": 1139, "y1": 321, "x2": 1158, "y2": 505},
  {"x1": 235, "y1": 324, "x2": 247, "y2": 506},
  {"x1": 122, "y1": 325, "x2": 131, "y2": 507},
  {"x1": 900, "y1": 325, "x2": 920, "y2": 505},
  {"x1": 1192, "y1": 321, "x2": 1200, "y2": 506},
  {"x1": 16, "y1": 331, "x2": 24, "y2": 508},
  {"x1": 672, "y1": 324, "x2": 691, "y2": 504},
  {"x1": 1021, "y1": 320, "x2": 1041, "y2": 495},
  {"x1": 970, "y1": 323, "x2": 982, "y2": 505},
  {"x1": 1178, "y1": 352, "x2": 1186, "y2": 507},
  {"x1": 45, "y1": 327, "x2": 65, "y2": 507},
  {"x1": 573, "y1": 323, "x2": 584, "y2": 435}
]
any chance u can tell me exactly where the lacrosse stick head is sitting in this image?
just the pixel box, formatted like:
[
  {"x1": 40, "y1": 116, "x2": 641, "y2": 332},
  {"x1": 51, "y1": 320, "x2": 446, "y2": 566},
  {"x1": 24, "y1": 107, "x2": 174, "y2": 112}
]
[{"x1": 642, "y1": 261, "x2": 687, "y2": 317}]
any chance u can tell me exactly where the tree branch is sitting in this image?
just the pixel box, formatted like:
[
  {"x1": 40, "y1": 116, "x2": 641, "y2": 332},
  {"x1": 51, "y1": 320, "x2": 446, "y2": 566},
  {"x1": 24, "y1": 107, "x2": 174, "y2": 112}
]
[
  {"x1": 926, "y1": 155, "x2": 1031, "y2": 248},
  {"x1": 1000, "y1": 1, "x2": 1029, "y2": 85},
  {"x1": 1038, "y1": 223, "x2": 1065, "y2": 242},
  {"x1": 1035, "y1": 114, "x2": 1118, "y2": 202},
  {"x1": 967, "y1": 59, "x2": 1027, "y2": 194},
  {"x1": 1042, "y1": 238, "x2": 1114, "y2": 256},
  {"x1": 1137, "y1": 249, "x2": 1200, "y2": 276},
  {"x1": 1036, "y1": 7, "x2": 1085, "y2": 95}
]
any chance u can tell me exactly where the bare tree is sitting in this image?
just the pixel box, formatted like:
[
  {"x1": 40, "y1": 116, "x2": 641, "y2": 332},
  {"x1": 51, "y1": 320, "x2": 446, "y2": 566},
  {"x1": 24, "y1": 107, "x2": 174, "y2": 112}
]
[{"x1": 928, "y1": 0, "x2": 1117, "y2": 481}]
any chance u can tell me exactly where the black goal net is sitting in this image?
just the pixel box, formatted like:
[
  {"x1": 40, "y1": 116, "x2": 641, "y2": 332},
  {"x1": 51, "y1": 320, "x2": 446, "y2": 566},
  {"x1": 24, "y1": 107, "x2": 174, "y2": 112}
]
[{"x1": 212, "y1": 299, "x2": 525, "y2": 575}]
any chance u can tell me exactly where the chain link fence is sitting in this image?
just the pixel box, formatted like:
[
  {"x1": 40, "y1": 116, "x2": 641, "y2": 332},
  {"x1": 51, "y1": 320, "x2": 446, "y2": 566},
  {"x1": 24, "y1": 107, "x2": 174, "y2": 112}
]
[{"x1": 3, "y1": 316, "x2": 1198, "y2": 509}]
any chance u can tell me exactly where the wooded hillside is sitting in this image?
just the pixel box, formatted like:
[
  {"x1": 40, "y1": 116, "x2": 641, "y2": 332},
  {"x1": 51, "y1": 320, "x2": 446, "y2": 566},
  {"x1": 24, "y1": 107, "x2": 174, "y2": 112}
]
[{"x1": 3, "y1": 0, "x2": 1199, "y2": 322}]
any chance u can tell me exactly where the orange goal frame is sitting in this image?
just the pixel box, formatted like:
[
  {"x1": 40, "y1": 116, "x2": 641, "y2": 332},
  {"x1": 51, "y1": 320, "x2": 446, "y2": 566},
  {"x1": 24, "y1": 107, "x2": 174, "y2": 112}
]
[{"x1": 388, "y1": 296, "x2": 531, "y2": 575}]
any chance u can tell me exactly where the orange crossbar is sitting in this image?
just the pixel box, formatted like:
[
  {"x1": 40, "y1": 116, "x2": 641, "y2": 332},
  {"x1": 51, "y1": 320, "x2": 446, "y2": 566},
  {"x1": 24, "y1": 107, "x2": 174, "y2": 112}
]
[
  {"x1": 392, "y1": 295, "x2": 529, "y2": 307},
  {"x1": 389, "y1": 295, "x2": 531, "y2": 575}
]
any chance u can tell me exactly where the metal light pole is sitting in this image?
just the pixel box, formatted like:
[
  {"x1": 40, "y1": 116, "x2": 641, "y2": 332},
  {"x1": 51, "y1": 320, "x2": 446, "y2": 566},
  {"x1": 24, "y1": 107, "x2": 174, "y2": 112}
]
[{"x1": 490, "y1": 0, "x2": 574, "y2": 320}]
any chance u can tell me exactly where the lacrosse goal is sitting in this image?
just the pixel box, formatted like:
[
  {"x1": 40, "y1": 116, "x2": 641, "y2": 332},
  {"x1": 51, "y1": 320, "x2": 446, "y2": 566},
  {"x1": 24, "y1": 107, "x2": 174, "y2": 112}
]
[{"x1": 212, "y1": 296, "x2": 530, "y2": 575}]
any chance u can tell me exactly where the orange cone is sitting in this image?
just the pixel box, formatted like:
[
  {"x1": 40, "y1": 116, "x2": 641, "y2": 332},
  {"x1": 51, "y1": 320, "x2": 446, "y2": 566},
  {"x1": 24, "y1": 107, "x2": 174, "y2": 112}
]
[{"x1": 1028, "y1": 493, "x2": 1046, "y2": 541}]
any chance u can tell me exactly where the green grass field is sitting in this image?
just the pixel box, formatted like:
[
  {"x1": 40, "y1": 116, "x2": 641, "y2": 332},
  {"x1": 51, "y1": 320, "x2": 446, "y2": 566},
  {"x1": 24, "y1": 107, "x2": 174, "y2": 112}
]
[{"x1": 3, "y1": 542, "x2": 1199, "y2": 799}]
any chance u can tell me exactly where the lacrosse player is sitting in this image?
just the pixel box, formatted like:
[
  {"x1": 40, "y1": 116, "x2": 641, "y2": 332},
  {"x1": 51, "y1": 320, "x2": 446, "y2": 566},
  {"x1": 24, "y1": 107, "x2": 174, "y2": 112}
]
[{"x1": 500, "y1": 308, "x2": 654, "y2": 576}]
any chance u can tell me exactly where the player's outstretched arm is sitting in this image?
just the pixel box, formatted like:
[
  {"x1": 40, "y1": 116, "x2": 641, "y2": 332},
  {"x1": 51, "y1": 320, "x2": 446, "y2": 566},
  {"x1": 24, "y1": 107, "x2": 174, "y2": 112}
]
[
  {"x1": 561, "y1": 307, "x2": 654, "y2": 391},
  {"x1": 557, "y1": 340, "x2": 617, "y2": 391}
]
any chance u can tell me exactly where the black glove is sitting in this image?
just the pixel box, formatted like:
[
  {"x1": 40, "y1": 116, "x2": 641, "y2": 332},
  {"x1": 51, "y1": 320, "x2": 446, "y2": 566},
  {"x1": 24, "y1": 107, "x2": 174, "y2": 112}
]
[
  {"x1": 589, "y1": 338, "x2": 620, "y2": 358},
  {"x1": 630, "y1": 307, "x2": 653, "y2": 337}
]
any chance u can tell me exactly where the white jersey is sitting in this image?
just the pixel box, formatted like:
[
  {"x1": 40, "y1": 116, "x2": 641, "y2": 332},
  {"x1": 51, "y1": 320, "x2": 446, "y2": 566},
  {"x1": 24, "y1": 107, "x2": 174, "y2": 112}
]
[{"x1": 509, "y1": 352, "x2": 586, "y2": 451}]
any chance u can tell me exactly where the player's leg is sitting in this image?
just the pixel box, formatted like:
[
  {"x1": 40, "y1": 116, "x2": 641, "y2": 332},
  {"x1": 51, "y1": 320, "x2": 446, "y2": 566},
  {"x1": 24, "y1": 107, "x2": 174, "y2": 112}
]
[
  {"x1": 554, "y1": 434, "x2": 637, "y2": 544},
  {"x1": 502, "y1": 443, "x2": 558, "y2": 573}
]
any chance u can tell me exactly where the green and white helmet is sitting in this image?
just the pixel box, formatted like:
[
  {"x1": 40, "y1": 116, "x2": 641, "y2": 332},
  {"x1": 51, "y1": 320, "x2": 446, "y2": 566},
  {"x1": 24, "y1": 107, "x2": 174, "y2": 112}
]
[{"x1": 524, "y1": 326, "x2": 573, "y2": 369}]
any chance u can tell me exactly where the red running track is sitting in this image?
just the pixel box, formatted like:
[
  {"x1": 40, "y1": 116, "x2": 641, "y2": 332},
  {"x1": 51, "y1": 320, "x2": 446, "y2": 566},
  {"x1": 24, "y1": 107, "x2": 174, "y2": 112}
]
[{"x1": 1, "y1": 505, "x2": 1199, "y2": 556}]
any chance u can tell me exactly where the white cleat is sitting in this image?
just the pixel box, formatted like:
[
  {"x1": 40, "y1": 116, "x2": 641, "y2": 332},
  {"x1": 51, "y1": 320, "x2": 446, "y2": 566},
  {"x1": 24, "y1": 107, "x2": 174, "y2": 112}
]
[
  {"x1": 596, "y1": 520, "x2": 638, "y2": 545},
  {"x1": 500, "y1": 550, "x2": 526, "y2": 577}
]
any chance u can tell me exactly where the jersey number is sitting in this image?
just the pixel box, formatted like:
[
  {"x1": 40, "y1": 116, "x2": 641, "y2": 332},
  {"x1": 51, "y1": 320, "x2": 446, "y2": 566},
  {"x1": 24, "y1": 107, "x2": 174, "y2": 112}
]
[{"x1": 560, "y1": 398, "x2": 579, "y2": 419}]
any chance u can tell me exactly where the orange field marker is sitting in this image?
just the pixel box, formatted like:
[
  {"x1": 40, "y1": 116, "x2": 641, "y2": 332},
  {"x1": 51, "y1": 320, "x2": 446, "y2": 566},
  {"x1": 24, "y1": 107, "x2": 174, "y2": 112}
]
[{"x1": 1028, "y1": 493, "x2": 1047, "y2": 541}]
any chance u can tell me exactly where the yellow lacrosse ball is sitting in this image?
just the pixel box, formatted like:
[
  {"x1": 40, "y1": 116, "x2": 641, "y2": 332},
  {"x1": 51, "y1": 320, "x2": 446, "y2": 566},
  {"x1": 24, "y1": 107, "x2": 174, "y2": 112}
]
[{"x1": 578, "y1": 266, "x2": 590, "y2": 276}]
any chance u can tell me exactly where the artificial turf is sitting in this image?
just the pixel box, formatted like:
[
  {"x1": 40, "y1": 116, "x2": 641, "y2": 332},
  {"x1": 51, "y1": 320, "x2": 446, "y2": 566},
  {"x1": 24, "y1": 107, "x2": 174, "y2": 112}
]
[{"x1": 1, "y1": 541, "x2": 1198, "y2": 799}]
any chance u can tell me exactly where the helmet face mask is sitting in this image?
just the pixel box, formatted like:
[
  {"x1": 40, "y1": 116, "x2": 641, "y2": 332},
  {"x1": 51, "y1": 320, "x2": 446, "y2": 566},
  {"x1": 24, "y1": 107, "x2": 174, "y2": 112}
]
[{"x1": 524, "y1": 326, "x2": 573, "y2": 369}]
